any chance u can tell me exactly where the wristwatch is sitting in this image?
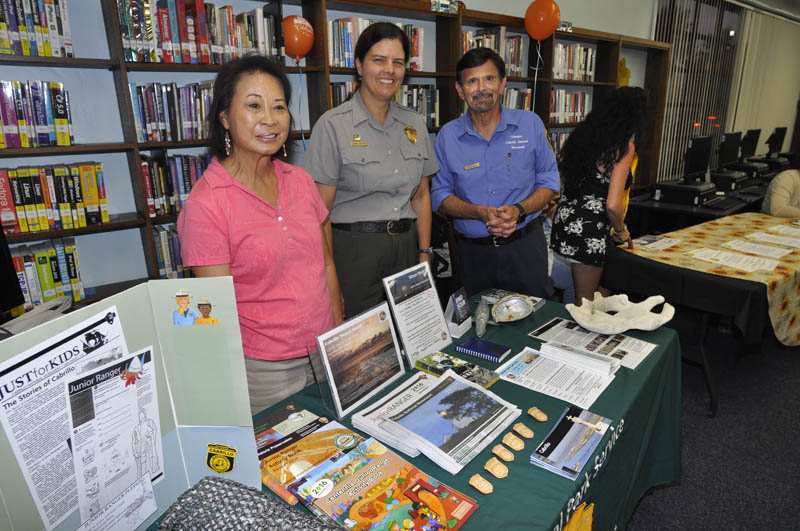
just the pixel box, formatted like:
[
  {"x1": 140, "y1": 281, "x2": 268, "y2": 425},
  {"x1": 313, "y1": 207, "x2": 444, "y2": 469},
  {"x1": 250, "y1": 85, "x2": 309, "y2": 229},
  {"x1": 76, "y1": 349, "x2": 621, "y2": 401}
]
[
  {"x1": 418, "y1": 247, "x2": 434, "y2": 255},
  {"x1": 514, "y1": 202, "x2": 527, "y2": 223}
]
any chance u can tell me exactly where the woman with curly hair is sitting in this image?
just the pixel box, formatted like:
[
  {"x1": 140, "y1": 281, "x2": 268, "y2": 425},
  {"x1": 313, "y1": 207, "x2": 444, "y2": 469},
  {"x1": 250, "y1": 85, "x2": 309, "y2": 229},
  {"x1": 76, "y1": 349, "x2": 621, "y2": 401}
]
[{"x1": 550, "y1": 86, "x2": 646, "y2": 305}]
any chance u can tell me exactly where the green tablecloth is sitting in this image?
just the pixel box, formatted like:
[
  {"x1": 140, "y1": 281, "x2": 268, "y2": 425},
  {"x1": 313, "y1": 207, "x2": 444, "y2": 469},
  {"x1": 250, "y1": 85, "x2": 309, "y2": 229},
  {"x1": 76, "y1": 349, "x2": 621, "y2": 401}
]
[{"x1": 266, "y1": 301, "x2": 682, "y2": 530}]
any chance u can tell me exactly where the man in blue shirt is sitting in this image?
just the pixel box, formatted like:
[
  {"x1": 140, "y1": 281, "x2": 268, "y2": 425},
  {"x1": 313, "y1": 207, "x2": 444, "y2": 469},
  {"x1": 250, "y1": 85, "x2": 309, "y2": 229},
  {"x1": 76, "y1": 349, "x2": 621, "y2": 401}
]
[{"x1": 431, "y1": 48, "x2": 560, "y2": 297}]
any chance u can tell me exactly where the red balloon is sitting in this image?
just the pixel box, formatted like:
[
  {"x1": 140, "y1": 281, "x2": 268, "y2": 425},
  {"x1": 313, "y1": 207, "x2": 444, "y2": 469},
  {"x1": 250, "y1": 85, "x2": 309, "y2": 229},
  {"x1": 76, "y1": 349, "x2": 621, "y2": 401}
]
[
  {"x1": 525, "y1": 0, "x2": 561, "y2": 41},
  {"x1": 282, "y1": 15, "x2": 314, "y2": 61}
]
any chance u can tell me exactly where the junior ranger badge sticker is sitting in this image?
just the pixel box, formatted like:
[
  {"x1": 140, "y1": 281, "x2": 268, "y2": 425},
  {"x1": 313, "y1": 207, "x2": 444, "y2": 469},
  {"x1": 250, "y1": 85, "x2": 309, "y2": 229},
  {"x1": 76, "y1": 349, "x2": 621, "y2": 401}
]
[{"x1": 207, "y1": 443, "x2": 237, "y2": 473}]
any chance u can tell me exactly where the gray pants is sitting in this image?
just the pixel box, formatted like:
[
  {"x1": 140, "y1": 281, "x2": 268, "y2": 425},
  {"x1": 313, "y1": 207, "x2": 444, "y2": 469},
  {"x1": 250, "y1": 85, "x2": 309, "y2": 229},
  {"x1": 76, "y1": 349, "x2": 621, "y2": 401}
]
[
  {"x1": 244, "y1": 356, "x2": 316, "y2": 415},
  {"x1": 332, "y1": 225, "x2": 418, "y2": 318}
]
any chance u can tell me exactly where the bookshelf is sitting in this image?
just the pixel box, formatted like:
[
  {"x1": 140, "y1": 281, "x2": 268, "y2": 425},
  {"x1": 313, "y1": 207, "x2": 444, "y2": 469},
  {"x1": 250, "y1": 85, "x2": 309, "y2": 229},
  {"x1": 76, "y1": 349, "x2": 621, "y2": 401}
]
[{"x1": 1, "y1": 0, "x2": 670, "y2": 307}]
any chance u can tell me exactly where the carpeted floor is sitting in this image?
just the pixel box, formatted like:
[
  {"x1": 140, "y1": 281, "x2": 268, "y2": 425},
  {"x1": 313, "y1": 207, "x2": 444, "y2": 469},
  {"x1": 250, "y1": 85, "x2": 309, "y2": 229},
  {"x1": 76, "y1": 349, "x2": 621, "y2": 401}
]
[{"x1": 627, "y1": 308, "x2": 800, "y2": 530}]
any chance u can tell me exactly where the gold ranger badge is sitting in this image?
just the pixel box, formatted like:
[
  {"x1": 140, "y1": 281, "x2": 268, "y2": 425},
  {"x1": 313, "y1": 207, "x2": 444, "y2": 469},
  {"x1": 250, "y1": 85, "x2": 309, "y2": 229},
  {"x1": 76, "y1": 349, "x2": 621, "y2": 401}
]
[
  {"x1": 404, "y1": 126, "x2": 417, "y2": 144},
  {"x1": 206, "y1": 443, "x2": 237, "y2": 473},
  {"x1": 351, "y1": 133, "x2": 368, "y2": 147}
]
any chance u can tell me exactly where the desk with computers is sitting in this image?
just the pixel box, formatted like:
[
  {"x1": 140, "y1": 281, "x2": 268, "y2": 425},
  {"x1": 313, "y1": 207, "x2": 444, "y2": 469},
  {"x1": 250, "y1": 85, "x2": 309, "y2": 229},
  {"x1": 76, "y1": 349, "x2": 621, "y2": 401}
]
[{"x1": 652, "y1": 126, "x2": 790, "y2": 211}]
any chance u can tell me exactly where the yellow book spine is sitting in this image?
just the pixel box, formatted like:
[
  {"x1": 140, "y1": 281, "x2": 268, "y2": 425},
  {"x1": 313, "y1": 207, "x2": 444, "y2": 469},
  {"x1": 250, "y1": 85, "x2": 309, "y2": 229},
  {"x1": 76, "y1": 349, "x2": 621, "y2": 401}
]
[{"x1": 79, "y1": 163, "x2": 100, "y2": 225}]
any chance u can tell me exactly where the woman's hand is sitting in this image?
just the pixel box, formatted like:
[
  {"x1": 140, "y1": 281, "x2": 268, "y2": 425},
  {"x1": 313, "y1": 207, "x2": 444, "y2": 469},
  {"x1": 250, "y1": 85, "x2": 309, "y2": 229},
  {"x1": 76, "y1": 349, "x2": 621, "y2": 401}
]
[{"x1": 611, "y1": 224, "x2": 633, "y2": 249}]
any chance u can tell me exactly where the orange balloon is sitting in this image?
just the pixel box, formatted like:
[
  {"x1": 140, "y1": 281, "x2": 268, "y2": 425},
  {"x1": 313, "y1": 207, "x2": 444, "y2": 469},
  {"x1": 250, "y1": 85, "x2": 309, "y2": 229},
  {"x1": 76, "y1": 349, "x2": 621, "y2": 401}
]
[
  {"x1": 524, "y1": 0, "x2": 561, "y2": 41},
  {"x1": 282, "y1": 15, "x2": 314, "y2": 61}
]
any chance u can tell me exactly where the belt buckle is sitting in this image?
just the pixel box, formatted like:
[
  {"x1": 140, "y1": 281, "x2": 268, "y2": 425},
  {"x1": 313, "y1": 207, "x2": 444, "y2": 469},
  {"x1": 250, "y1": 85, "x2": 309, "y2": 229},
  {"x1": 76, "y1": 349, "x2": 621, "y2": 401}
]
[{"x1": 387, "y1": 220, "x2": 401, "y2": 235}]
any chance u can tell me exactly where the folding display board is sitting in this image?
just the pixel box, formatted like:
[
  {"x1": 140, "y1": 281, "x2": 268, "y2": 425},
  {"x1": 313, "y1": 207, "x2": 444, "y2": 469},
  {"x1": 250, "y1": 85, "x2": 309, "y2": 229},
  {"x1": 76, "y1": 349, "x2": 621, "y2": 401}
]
[{"x1": 0, "y1": 277, "x2": 258, "y2": 531}]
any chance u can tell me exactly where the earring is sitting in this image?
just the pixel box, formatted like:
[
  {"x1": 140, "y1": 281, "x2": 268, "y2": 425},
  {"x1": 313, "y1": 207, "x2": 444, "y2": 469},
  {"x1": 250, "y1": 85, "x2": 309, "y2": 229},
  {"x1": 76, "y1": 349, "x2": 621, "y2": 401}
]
[
  {"x1": 224, "y1": 130, "x2": 231, "y2": 156},
  {"x1": 282, "y1": 144, "x2": 287, "y2": 157}
]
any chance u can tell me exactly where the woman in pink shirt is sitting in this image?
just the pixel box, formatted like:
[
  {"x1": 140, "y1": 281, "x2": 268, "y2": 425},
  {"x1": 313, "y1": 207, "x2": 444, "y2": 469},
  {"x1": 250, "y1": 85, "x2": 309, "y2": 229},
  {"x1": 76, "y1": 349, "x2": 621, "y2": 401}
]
[{"x1": 178, "y1": 56, "x2": 343, "y2": 414}]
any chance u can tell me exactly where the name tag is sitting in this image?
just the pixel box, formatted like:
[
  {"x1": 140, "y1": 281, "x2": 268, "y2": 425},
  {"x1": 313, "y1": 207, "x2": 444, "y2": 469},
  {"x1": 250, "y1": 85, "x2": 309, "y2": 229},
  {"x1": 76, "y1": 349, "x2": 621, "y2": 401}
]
[{"x1": 464, "y1": 162, "x2": 481, "y2": 170}]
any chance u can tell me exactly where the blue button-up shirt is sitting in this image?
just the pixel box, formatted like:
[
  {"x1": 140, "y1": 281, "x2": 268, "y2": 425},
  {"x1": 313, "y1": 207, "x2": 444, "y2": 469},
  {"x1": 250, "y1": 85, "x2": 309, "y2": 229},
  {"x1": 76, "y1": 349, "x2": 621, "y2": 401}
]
[
  {"x1": 173, "y1": 307, "x2": 199, "y2": 326},
  {"x1": 431, "y1": 108, "x2": 560, "y2": 238}
]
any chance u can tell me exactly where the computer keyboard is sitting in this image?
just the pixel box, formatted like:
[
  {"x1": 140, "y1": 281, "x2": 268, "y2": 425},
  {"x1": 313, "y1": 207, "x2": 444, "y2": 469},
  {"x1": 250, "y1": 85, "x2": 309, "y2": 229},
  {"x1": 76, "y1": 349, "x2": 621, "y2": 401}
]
[{"x1": 704, "y1": 196, "x2": 744, "y2": 211}]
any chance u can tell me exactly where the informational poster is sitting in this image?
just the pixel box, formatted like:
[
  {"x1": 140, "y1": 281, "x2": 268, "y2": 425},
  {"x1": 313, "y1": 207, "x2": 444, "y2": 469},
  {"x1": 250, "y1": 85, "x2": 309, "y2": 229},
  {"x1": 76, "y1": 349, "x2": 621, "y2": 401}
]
[
  {"x1": 0, "y1": 307, "x2": 128, "y2": 530},
  {"x1": 66, "y1": 347, "x2": 163, "y2": 523},
  {"x1": 382, "y1": 262, "x2": 451, "y2": 365}
]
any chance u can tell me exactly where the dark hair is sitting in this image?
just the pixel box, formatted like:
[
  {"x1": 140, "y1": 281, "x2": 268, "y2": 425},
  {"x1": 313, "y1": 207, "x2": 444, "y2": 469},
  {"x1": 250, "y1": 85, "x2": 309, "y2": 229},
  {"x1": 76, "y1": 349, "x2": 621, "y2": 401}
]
[
  {"x1": 209, "y1": 55, "x2": 292, "y2": 161},
  {"x1": 354, "y1": 22, "x2": 410, "y2": 78},
  {"x1": 456, "y1": 47, "x2": 506, "y2": 84},
  {"x1": 559, "y1": 86, "x2": 647, "y2": 193}
]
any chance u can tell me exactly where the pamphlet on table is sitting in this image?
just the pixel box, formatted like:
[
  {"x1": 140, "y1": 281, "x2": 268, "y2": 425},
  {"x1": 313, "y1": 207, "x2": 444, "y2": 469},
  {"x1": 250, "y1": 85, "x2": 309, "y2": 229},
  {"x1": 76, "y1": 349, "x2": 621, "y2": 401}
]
[
  {"x1": 722, "y1": 239, "x2": 792, "y2": 259},
  {"x1": 316, "y1": 303, "x2": 407, "y2": 418},
  {"x1": 495, "y1": 346, "x2": 615, "y2": 409},
  {"x1": 529, "y1": 317, "x2": 656, "y2": 370},
  {"x1": 769, "y1": 224, "x2": 800, "y2": 238},
  {"x1": 382, "y1": 263, "x2": 451, "y2": 365},
  {"x1": 688, "y1": 248, "x2": 778, "y2": 273},
  {"x1": 632, "y1": 235, "x2": 680, "y2": 251},
  {"x1": 415, "y1": 351, "x2": 499, "y2": 388},
  {"x1": 746, "y1": 231, "x2": 800, "y2": 249},
  {"x1": 375, "y1": 370, "x2": 520, "y2": 475},
  {"x1": 530, "y1": 405, "x2": 612, "y2": 481}
]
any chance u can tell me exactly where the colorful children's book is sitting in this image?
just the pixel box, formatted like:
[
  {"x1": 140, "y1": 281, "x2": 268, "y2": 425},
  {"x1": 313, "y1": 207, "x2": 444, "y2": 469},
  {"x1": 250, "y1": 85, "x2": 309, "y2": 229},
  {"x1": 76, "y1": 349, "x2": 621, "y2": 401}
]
[
  {"x1": 292, "y1": 437, "x2": 478, "y2": 531},
  {"x1": 415, "y1": 351, "x2": 499, "y2": 388}
]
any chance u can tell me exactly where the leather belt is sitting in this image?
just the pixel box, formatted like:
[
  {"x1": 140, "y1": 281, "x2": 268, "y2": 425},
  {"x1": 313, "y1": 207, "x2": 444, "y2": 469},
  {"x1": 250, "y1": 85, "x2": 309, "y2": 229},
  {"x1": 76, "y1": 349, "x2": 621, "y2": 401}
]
[
  {"x1": 332, "y1": 219, "x2": 413, "y2": 235},
  {"x1": 457, "y1": 216, "x2": 540, "y2": 247}
]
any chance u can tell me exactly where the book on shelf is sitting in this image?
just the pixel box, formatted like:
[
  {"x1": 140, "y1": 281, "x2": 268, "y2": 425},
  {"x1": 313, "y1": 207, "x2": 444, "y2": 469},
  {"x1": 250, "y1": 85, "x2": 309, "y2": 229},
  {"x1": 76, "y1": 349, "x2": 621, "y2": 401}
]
[
  {"x1": 0, "y1": 79, "x2": 74, "y2": 149},
  {"x1": 454, "y1": 336, "x2": 512, "y2": 363},
  {"x1": 0, "y1": 162, "x2": 110, "y2": 234},
  {"x1": 462, "y1": 26, "x2": 527, "y2": 77},
  {"x1": 329, "y1": 18, "x2": 424, "y2": 71},
  {"x1": 330, "y1": 80, "x2": 356, "y2": 107},
  {"x1": 550, "y1": 88, "x2": 592, "y2": 124},
  {"x1": 140, "y1": 153, "x2": 209, "y2": 218},
  {"x1": 9, "y1": 237, "x2": 85, "y2": 309},
  {"x1": 116, "y1": 1, "x2": 280, "y2": 64},
  {"x1": 549, "y1": 130, "x2": 570, "y2": 154},
  {"x1": 553, "y1": 42, "x2": 596, "y2": 81},
  {"x1": 394, "y1": 84, "x2": 439, "y2": 129},
  {"x1": 129, "y1": 80, "x2": 213, "y2": 143},
  {"x1": 0, "y1": 0, "x2": 73, "y2": 58},
  {"x1": 503, "y1": 87, "x2": 533, "y2": 112},
  {"x1": 152, "y1": 222, "x2": 183, "y2": 278},
  {"x1": 529, "y1": 405, "x2": 611, "y2": 481}
]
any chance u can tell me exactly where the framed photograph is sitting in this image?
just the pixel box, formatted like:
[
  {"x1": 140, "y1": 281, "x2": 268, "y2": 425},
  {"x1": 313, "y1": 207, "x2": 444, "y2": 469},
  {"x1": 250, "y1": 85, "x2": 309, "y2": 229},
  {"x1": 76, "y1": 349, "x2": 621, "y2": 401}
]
[{"x1": 316, "y1": 303, "x2": 406, "y2": 418}]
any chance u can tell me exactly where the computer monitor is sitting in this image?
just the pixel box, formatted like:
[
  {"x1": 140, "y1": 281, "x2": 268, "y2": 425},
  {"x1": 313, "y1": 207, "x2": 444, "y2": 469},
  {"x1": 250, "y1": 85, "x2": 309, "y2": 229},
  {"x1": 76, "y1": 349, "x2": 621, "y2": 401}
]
[
  {"x1": 683, "y1": 135, "x2": 712, "y2": 182},
  {"x1": 0, "y1": 230, "x2": 24, "y2": 324},
  {"x1": 740, "y1": 129, "x2": 760, "y2": 159},
  {"x1": 766, "y1": 127, "x2": 787, "y2": 157},
  {"x1": 717, "y1": 132, "x2": 741, "y2": 169}
]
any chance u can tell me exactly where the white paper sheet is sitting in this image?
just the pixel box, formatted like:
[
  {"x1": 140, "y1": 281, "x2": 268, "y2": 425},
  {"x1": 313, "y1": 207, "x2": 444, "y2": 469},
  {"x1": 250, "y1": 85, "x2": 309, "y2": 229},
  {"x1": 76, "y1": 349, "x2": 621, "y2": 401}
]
[
  {"x1": 66, "y1": 347, "x2": 163, "y2": 524},
  {"x1": 495, "y1": 347, "x2": 614, "y2": 409},
  {"x1": 633, "y1": 235, "x2": 681, "y2": 251},
  {"x1": 689, "y1": 248, "x2": 778, "y2": 272},
  {"x1": 722, "y1": 239, "x2": 792, "y2": 259},
  {"x1": 769, "y1": 224, "x2": 800, "y2": 238},
  {"x1": 746, "y1": 231, "x2": 800, "y2": 249},
  {"x1": 0, "y1": 307, "x2": 128, "y2": 530},
  {"x1": 76, "y1": 477, "x2": 157, "y2": 531},
  {"x1": 528, "y1": 317, "x2": 656, "y2": 370}
]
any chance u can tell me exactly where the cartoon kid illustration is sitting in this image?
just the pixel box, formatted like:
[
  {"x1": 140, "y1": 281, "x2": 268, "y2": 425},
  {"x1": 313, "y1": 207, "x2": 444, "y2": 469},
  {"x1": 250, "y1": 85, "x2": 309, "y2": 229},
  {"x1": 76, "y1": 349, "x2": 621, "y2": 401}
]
[
  {"x1": 194, "y1": 297, "x2": 219, "y2": 326},
  {"x1": 172, "y1": 289, "x2": 199, "y2": 326}
]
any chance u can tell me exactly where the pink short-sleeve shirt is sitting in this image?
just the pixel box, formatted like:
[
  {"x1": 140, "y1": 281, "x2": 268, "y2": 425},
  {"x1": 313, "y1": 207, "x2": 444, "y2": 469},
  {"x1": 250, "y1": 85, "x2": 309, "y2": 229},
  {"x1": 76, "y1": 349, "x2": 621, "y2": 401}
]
[{"x1": 177, "y1": 158, "x2": 334, "y2": 361}]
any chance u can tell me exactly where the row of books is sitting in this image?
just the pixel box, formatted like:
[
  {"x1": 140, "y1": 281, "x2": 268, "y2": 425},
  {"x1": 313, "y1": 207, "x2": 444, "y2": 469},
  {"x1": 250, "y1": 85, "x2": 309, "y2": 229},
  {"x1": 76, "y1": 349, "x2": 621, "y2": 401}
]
[
  {"x1": 394, "y1": 84, "x2": 439, "y2": 129},
  {"x1": 550, "y1": 88, "x2": 592, "y2": 124},
  {"x1": 116, "y1": 1, "x2": 280, "y2": 64},
  {"x1": 553, "y1": 42, "x2": 597, "y2": 81},
  {"x1": 254, "y1": 404, "x2": 478, "y2": 530},
  {"x1": 140, "y1": 153, "x2": 209, "y2": 218},
  {"x1": 129, "y1": 81, "x2": 213, "y2": 143},
  {"x1": 10, "y1": 238, "x2": 85, "y2": 310},
  {"x1": 0, "y1": 162, "x2": 109, "y2": 235},
  {"x1": 153, "y1": 223, "x2": 183, "y2": 278},
  {"x1": 504, "y1": 87, "x2": 533, "y2": 111},
  {"x1": 549, "y1": 130, "x2": 570, "y2": 154},
  {"x1": 462, "y1": 27, "x2": 527, "y2": 77},
  {"x1": 0, "y1": 79, "x2": 74, "y2": 149},
  {"x1": 0, "y1": 0, "x2": 73, "y2": 57},
  {"x1": 330, "y1": 80, "x2": 355, "y2": 108},
  {"x1": 328, "y1": 18, "x2": 424, "y2": 71}
]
